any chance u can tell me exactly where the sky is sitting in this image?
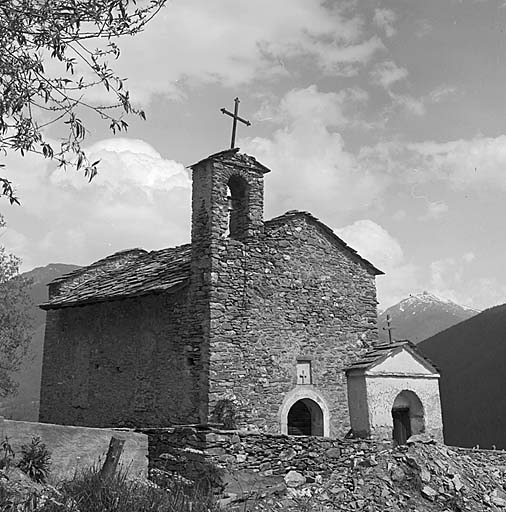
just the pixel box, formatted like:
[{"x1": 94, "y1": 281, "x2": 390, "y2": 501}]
[{"x1": 3, "y1": 0, "x2": 506, "y2": 311}]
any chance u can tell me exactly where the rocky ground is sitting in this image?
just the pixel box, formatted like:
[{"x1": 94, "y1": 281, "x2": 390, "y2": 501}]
[{"x1": 221, "y1": 436, "x2": 506, "y2": 511}]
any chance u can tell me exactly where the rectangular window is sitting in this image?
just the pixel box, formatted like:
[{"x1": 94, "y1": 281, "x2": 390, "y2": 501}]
[{"x1": 297, "y1": 360, "x2": 312, "y2": 385}]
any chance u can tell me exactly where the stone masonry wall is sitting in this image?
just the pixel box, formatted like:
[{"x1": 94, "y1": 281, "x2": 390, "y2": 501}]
[
  {"x1": 39, "y1": 290, "x2": 200, "y2": 428},
  {"x1": 207, "y1": 213, "x2": 378, "y2": 436},
  {"x1": 143, "y1": 426, "x2": 363, "y2": 484}
]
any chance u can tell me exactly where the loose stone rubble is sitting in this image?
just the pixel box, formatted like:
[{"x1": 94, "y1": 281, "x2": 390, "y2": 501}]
[{"x1": 146, "y1": 427, "x2": 506, "y2": 511}]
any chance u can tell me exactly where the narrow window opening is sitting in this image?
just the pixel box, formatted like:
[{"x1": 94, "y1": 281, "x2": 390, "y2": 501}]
[{"x1": 226, "y1": 175, "x2": 249, "y2": 240}]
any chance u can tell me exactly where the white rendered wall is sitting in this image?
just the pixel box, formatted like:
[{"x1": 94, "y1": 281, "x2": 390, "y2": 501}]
[{"x1": 365, "y1": 375, "x2": 443, "y2": 441}]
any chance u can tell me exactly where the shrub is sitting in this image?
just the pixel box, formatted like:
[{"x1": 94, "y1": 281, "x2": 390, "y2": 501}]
[
  {"x1": 0, "y1": 436, "x2": 15, "y2": 471},
  {"x1": 18, "y1": 436, "x2": 51, "y2": 483}
]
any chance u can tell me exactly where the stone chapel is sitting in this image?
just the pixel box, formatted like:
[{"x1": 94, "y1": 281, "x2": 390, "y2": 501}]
[{"x1": 39, "y1": 148, "x2": 442, "y2": 441}]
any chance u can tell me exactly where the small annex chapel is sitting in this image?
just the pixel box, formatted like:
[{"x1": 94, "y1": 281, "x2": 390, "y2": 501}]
[
  {"x1": 39, "y1": 147, "x2": 443, "y2": 441},
  {"x1": 346, "y1": 341, "x2": 443, "y2": 444}
]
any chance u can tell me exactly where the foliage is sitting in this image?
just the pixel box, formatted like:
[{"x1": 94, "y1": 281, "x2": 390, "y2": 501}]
[
  {"x1": 0, "y1": 0, "x2": 165, "y2": 203},
  {"x1": 18, "y1": 436, "x2": 51, "y2": 483},
  {"x1": 211, "y1": 398, "x2": 237, "y2": 429},
  {"x1": 0, "y1": 436, "x2": 15, "y2": 471},
  {"x1": 0, "y1": 217, "x2": 33, "y2": 397},
  {"x1": 30, "y1": 465, "x2": 218, "y2": 512}
]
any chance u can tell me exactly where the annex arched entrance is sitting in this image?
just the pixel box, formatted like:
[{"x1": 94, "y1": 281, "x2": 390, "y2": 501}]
[
  {"x1": 279, "y1": 388, "x2": 330, "y2": 437},
  {"x1": 392, "y1": 390, "x2": 425, "y2": 445}
]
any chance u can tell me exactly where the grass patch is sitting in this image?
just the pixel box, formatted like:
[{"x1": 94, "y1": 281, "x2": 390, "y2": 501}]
[{"x1": 5, "y1": 465, "x2": 218, "y2": 512}]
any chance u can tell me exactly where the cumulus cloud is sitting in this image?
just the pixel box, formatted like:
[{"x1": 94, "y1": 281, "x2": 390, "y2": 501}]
[
  {"x1": 406, "y1": 135, "x2": 506, "y2": 189},
  {"x1": 111, "y1": 0, "x2": 383, "y2": 100},
  {"x1": 373, "y1": 8, "x2": 397, "y2": 38},
  {"x1": 242, "y1": 85, "x2": 390, "y2": 222},
  {"x1": 335, "y1": 219, "x2": 420, "y2": 308},
  {"x1": 371, "y1": 61, "x2": 409, "y2": 89},
  {"x1": 2, "y1": 139, "x2": 191, "y2": 270}
]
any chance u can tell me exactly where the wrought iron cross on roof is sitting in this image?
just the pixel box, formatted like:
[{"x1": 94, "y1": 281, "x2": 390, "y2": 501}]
[
  {"x1": 220, "y1": 97, "x2": 251, "y2": 149},
  {"x1": 383, "y1": 314, "x2": 395, "y2": 344}
]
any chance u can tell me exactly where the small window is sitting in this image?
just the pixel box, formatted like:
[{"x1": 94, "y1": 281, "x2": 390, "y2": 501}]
[{"x1": 297, "y1": 360, "x2": 312, "y2": 385}]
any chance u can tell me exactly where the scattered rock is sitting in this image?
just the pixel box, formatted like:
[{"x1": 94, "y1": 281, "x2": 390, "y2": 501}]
[
  {"x1": 284, "y1": 470, "x2": 306, "y2": 488},
  {"x1": 325, "y1": 447, "x2": 341, "y2": 459},
  {"x1": 421, "y1": 485, "x2": 438, "y2": 500}
]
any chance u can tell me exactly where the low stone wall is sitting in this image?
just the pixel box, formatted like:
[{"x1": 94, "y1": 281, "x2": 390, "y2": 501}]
[
  {"x1": 1, "y1": 417, "x2": 148, "y2": 482},
  {"x1": 140, "y1": 426, "x2": 389, "y2": 497}
]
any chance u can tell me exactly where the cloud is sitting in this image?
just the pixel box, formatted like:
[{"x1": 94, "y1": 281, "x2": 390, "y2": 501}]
[
  {"x1": 1, "y1": 139, "x2": 191, "y2": 270},
  {"x1": 390, "y1": 93, "x2": 426, "y2": 116},
  {"x1": 371, "y1": 61, "x2": 408, "y2": 89},
  {"x1": 429, "y1": 85, "x2": 457, "y2": 103},
  {"x1": 373, "y1": 8, "x2": 397, "y2": 38},
  {"x1": 112, "y1": 0, "x2": 383, "y2": 100},
  {"x1": 335, "y1": 219, "x2": 403, "y2": 271},
  {"x1": 407, "y1": 135, "x2": 506, "y2": 189},
  {"x1": 241, "y1": 86, "x2": 390, "y2": 222},
  {"x1": 335, "y1": 219, "x2": 420, "y2": 309}
]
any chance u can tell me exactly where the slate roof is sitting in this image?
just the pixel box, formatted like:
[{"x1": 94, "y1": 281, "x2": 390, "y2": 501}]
[
  {"x1": 40, "y1": 244, "x2": 191, "y2": 310},
  {"x1": 345, "y1": 341, "x2": 439, "y2": 374},
  {"x1": 41, "y1": 151, "x2": 382, "y2": 310},
  {"x1": 265, "y1": 210, "x2": 383, "y2": 276},
  {"x1": 190, "y1": 148, "x2": 272, "y2": 174}
]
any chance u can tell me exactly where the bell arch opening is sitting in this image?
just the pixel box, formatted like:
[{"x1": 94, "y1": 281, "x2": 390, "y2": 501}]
[
  {"x1": 287, "y1": 398, "x2": 324, "y2": 436},
  {"x1": 226, "y1": 175, "x2": 250, "y2": 240},
  {"x1": 392, "y1": 389, "x2": 425, "y2": 445}
]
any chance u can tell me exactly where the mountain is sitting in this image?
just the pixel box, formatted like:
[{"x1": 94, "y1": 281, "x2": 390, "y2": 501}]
[
  {"x1": 378, "y1": 291, "x2": 479, "y2": 344},
  {"x1": 0, "y1": 263, "x2": 80, "y2": 420},
  {"x1": 418, "y1": 303, "x2": 506, "y2": 449}
]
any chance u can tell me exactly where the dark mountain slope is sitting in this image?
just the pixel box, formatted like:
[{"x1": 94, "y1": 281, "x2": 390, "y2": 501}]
[
  {"x1": 0, "y1": 263, "x2": 80, "y2": 420},
  {"x1": 418, "y1": 303, "x2": 506, "y2": 449},
  {"x1": 379, "y1": 292, "x2": 479, "y2": 344}
]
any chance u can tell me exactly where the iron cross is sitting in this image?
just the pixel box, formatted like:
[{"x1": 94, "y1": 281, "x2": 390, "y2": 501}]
[
  {"x1": 220, "y1": 97, "x2": 251, "y2": 149},
  {"x1": 383, "y1": 314, "x2": 395, "y2": 344}
]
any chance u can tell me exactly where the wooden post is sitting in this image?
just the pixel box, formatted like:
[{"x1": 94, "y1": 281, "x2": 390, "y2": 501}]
[{"x1": 99, "y1": 436, "x2": 125, "y2": 482}]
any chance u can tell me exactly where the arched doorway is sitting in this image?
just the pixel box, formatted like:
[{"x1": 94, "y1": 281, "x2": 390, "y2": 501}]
[
  {"x1": 287, "y1": 398, "x2": 324, "y2": 436},
  {"x1": 392, "y1": 390, "x2": 425, "y2": 445}
]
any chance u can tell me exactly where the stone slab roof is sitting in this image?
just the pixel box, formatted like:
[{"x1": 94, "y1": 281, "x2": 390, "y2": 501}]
[
  {"x1": 345, "y1": 341, "x2": 439, "y2": 374},
  {"x1": 40, "y1": 206, "x2": 382, "y2": 310},
  {"x1": 40, "y1": 244, "x2": 191, "y2": 310},
  {"x1": 265, "y1": 210, "x2": 383, "y2": 276},
  {"x1": 190, "y1": 148, "x2": 272, "y2": 174}
]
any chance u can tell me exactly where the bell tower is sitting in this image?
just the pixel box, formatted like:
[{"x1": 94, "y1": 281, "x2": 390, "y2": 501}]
[
  {"x1": 187, "y1": 148, "x2": 271, "y2": 423},
  {"x1": 189, "y1": 148, "x2": 270, "y2": 245}
]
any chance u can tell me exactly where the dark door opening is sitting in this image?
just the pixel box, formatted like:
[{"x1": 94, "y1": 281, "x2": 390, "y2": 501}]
[
  {"x1": 286, "y1": 398, "x2": 324, "y2": 436},
  {"x1": 288, "y1": 400, "x2": 312, "y2": 435},
  {"x1": 392, "y1": 407, "x2": 411, "y2": 445}
]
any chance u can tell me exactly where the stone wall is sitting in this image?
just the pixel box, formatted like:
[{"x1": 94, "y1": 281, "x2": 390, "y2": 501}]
[
  {"x1": 207, "y1": 212, "x2": 379, "y2": 436},
  {"x1": 39, "y1": 290, "x2": 200, "y2": 428},
  {"x1": 1, "y1": 417, "x2": 147, "y2": 482},
  {"x1": 142, "y1": 425, "x2": 378, "y2": 493}
]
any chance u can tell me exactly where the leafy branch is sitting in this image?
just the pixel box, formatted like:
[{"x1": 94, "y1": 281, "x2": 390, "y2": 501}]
[{"x1": 0, "y1": 0, "x2": 165, "y2": 203}]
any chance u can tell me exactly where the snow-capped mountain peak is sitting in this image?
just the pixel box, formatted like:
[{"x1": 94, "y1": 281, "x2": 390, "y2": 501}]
[{"x1": 379, "y1": 292, "x2": 479, "y2": 344}]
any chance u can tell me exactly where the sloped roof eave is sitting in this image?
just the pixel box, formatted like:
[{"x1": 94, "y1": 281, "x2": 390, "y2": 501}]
[
  {"x1": 265, "y1": 210, "x2": 384, "y2": 276},
  {"x1": 345, "y1": 341, "x2": 440, "y2": 375},
  {"x1": 40, "y1": 279, "x2": 189, "y2": 311}
]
